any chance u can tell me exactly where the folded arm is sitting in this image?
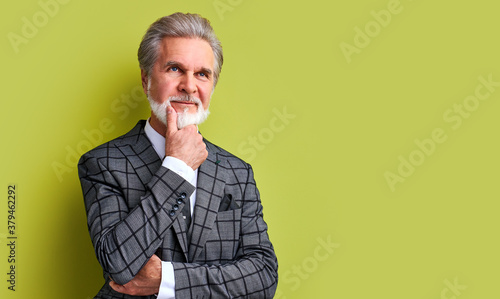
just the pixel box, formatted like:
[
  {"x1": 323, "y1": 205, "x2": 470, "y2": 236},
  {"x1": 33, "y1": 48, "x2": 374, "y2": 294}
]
[{"x1": 78, "y1": 152, "x2": 195, "y2": 285}]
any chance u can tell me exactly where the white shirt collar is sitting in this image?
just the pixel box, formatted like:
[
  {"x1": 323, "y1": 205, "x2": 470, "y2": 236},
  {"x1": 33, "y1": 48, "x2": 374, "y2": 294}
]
[{"x1": 144, "y1": 118, "x2": 166, "y2": 160}]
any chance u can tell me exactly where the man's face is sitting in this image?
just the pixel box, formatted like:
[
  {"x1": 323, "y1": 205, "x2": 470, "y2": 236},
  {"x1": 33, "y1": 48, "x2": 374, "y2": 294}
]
[{"x1": 142, "y1": 37, "x2": 215, "y2": 130}]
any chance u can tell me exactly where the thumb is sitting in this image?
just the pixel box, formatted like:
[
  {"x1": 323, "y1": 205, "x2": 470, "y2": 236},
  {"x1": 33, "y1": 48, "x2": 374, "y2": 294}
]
[{"x1": 166, "y1": 106, "x2": 178, "y2": 135}]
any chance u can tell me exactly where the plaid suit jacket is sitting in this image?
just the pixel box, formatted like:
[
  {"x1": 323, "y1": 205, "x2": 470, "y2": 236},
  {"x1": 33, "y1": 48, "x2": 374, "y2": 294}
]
[{"x1": 78, "y1": 120, "x2": 278, "y2": 298}]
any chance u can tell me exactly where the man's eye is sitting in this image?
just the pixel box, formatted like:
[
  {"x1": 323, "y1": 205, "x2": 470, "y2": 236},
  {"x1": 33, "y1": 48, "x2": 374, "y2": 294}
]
[{"x1": 170, "y1": 67, "x2": 178, "y2": 72}]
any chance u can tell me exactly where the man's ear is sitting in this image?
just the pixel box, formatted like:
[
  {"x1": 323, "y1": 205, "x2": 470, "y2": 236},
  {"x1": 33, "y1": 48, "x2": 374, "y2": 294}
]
[{"x1": 141, "y1": 69, "x2": 148, "y2": 95}]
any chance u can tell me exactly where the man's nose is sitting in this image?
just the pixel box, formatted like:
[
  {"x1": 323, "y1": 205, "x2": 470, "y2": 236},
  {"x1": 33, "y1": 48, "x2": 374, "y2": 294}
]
[{"x1": 178, "y1": 74, "x2": 197, "y2": 94}]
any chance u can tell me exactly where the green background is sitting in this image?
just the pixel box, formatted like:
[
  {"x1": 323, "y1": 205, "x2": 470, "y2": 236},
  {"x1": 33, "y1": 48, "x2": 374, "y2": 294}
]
[{"x1": 1, "y1": 0, "x2": 499, "y2": 298}]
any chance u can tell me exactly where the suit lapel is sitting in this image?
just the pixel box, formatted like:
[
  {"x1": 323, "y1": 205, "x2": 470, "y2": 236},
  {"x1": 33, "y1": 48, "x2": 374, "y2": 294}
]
[
  {"x1": 171, "y1": 218, "x2": 189, "y2": 260},
  {"x1": 116, "y1": 122, "x2": 162, "y2": 187},
  {"x1": 188, "y1": 141, "x2": 227, "y2": 262}
]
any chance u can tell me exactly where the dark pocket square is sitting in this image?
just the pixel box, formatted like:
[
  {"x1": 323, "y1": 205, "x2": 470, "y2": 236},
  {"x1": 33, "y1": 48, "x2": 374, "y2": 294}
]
[{"x1": 218, "y1": 194, "x2": 240, "y2": 212}]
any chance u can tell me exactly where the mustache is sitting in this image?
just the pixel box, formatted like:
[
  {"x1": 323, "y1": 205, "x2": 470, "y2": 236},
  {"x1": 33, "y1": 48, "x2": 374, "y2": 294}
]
[{"x1": 168, "y1": 95, "x2": 202, "y2": 105}]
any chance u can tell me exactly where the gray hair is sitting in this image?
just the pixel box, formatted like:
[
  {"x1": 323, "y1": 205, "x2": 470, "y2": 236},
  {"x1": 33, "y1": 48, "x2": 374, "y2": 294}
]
[{"x1": 138, "y1": 13, "x2": 223, "y2": 87}]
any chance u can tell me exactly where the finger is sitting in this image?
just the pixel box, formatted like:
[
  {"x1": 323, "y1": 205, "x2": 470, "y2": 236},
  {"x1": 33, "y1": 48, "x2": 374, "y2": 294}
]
[
  {"x1": 166, "y1": 106, "x2": 178, "y2": 135},
  {"x1": 182, "y1": 124, "x2": 198, "y2": 133}
]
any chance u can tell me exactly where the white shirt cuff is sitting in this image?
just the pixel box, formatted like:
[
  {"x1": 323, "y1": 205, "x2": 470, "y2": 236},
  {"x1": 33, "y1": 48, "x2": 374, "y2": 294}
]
[
  {"x1": 156, "y1": 261, "x2": 175, "y2": 299},
  {"x1": 162, "y1": 156, "x2": 196, "y2": 182}
]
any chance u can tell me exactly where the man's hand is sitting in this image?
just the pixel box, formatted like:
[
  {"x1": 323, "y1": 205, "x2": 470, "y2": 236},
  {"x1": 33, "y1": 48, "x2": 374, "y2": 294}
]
[
  {"x1": 165, "y1": 106, "x2": 208, "y2": 170},
  {"x1": 109, "y1": 254, "x2": 162, "y2": 296}
]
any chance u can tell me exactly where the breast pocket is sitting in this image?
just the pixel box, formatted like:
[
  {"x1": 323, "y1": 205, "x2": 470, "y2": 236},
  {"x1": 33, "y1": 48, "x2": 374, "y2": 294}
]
[{"x1": 204, "y1": 208, "x2": 242, "y2": 262}]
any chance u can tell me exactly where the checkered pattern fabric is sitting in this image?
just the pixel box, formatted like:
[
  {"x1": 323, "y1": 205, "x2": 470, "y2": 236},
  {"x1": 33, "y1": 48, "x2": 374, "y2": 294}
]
[{"x1": 78, "y1": 120, "x2": 278, "y2": 298}]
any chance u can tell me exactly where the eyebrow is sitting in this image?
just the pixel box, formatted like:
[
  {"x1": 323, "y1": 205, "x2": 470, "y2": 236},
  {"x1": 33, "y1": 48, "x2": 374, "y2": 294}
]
[{"x1": 163, "y1": 60, "x2": 213, "y2": 76}]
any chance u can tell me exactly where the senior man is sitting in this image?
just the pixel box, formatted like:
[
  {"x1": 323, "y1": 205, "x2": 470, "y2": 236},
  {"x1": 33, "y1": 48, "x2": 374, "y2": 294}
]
[{"x1": 78, "y1": 12, "x2": 278, "y2": 298}]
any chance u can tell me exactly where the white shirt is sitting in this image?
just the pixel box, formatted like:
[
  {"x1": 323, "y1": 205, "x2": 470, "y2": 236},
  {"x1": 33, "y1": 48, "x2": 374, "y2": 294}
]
[{"x1": 144, "y1": 119, "x2": 198, "y2": 299}]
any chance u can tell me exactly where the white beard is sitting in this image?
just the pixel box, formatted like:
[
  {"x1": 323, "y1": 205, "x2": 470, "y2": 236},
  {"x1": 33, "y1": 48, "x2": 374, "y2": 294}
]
[{"x1": 147, "y1": 82, "x2": 210, "y2": 129}]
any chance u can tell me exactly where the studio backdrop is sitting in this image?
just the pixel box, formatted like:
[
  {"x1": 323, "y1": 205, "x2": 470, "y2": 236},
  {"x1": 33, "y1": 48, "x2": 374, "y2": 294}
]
[{"x1": 1, "y1": 0, "x2": 499, "y2": 298}]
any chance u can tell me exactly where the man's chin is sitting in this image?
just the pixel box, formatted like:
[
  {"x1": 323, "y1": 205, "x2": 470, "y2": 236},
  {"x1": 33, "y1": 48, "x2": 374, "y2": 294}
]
[{"x1": 175, "y1": 110, "x2": 210, "y2": 129}]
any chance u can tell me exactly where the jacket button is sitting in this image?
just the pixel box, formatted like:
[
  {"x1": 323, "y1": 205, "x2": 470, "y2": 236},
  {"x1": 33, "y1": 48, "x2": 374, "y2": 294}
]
[
  {"x1": 173, "y1": 204, "x2": 179, "y2": 211},
  {"x1": 176, "y1": 199, "x2": 183, "y2": 205},
  {"x1": 169, "y1": 210, "x2": 175, "y2": 216},
  {"x1": 179, "y1": 192, "x2": 187, "y2": 199}
]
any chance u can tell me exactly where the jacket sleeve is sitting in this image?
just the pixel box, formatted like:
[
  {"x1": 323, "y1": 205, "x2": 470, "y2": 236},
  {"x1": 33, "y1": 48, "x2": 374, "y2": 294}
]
[
  {"x1": 78, "y1": 151, "x2": 195, "y2": 285},
  {"x1": 172, "y1": 165, "x2": 278, "y2": 298}
]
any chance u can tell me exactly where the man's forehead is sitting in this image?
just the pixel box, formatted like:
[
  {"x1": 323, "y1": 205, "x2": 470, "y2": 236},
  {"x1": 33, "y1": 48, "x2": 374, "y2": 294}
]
[{"x1": 158, "y1": 37, "x2": 214, "y2": 69}]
